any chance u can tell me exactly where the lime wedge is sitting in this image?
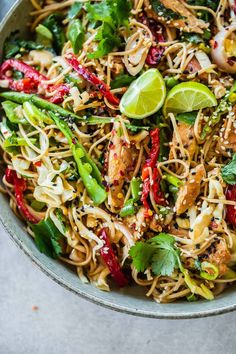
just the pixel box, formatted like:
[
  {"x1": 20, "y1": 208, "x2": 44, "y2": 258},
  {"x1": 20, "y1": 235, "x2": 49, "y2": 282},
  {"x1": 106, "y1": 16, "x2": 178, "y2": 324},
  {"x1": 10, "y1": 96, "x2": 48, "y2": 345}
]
[
  {"x1": 120, "y1": 69, "x2": 166, "y2": 119},
  {"x1": 163, "y1": 82, "x2": 217, "y2": 117}
]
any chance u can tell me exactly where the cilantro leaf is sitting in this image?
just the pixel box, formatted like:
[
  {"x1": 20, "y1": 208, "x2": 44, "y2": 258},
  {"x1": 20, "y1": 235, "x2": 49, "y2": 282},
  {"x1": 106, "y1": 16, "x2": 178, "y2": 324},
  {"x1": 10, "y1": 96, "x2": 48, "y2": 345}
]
[
  {"x1": 31, "y1": 218, "x2": 66, "y2": 258},
  {"x1": 87, "y1": 23, "x2": 121, "y2": 59},
  {"x1": 86, "y1": 0, "x2": 131, "y2": 58},
  {"x1": 221, "y1": 154, "x2": 236, "y2": 185},
  {"x1": 129, "y1": 233, "x2": 181, "y2": 276},
  {"x1": 129, "y1": 242, "x2": 156, "y2": 272},
  {"x1": 86, "y1": 1, "x2": 114, "y2": 26},
  {"x1": 151, "y1": 248, "x2": 178, "y2": 276}
]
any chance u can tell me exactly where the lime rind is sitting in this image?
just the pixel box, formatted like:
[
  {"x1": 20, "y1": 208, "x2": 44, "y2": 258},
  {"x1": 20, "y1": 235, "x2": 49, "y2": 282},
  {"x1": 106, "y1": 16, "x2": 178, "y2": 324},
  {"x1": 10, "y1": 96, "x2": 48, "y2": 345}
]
[
  {"x1": 120, "y1": 69, "x2": 166, "y2": 119},
  {"x1": 163, "y1": 82, "x2": 217, "y2": 116}
]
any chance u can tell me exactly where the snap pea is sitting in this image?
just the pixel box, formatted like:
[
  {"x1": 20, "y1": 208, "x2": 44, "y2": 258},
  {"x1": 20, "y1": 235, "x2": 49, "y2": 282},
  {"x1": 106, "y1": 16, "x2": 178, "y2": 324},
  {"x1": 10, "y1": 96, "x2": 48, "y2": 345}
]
[
  {"x1": 130, "y1": 177, "x2": 141, "y2": 202},
  {"x1": 164, "y1": 173, "x2": 183, "y2": 188},
  {"x1": 2, "y1": 100, "x2": 26, "y2": 124},
  {"x1": 49, "y1": 112, "x2": 106, "y2": 204},
  {"x1": 120, "y1": 199, "x2": 136, "y2": 217},
  {"x1": 201, "y1": 82, "x2": 236, "y2": 140},
  {"x1": 23, "y1": 102, "x2": 53, "y2": 125},
  {"x1": 0, "y1": 92, "x2": 82, "y2": 120}
]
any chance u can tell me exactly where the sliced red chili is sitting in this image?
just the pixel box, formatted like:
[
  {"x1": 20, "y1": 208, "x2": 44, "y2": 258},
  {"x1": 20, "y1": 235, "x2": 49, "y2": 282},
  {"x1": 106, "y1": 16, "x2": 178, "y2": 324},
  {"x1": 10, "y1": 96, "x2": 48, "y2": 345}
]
[
  {"x1": 0, "y1": 59, "x2": 70, "y2": 103},
  {"x1": 141, "y1": 128, "x2": 165, "y2": 216},
  {"x1": 65, "y1": 54, "x2": 120, "y2": 106},
  {"x1": 5, "y1": 167, "x2": 39, "y2": 224},
  {"x1": 99, "y1": 228, "x2": 128, "y2": 288},
  {"x1": 225, "y1": 185, "x2": 236, "y2": 227}
]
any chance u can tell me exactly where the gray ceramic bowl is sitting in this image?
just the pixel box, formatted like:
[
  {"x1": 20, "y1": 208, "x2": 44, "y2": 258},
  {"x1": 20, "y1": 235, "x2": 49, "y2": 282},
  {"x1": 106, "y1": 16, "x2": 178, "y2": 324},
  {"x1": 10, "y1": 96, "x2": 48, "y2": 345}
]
[{"x1": 1, "y1": 0, "x2": 236, "y2": 319}]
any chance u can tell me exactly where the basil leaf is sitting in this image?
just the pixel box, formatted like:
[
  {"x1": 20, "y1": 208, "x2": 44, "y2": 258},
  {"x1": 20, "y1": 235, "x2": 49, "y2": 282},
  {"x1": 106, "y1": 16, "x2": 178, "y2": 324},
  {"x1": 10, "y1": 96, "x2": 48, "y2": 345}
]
[
  {"x1": 31, "y1": 218, "x2": 65, "y2": 258},
  {"x1": 67, "y1": 19, "x2": 85, "y2": 54},
  {"x1": 67, "y1": 2, "x2": 83, "y2": 20},
  {"x1": 43, "y1": 14, "x2": 65, "y2": 54},
  {"x1": 111, "y1": 73, "x2": 136, "y2": 89},
  {"x1": 176, "y1": 111, "x2": 198, "y2": 125}
]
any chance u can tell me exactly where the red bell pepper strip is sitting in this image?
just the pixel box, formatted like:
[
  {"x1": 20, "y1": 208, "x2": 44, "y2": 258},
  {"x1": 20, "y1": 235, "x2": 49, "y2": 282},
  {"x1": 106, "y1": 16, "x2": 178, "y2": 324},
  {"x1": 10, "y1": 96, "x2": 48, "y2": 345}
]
[
  {"x1": 99, "y1": 228, "x2": 128, "y2": 287},
  {"x1": 0, "y1": 59, "x2": 69, "y2": 104},
  {"x1": 141, "y1": 128, "x2": 165, "y2": 216},
  {"x1": 225, "y1": 185, "x2": 236, "y2": 227},
  {"x1": 5, "y1": 167, "x2": 40, "y2": 224},
  {"x1": 65, "y1": 54, "x2": 120, "y2": 106}
]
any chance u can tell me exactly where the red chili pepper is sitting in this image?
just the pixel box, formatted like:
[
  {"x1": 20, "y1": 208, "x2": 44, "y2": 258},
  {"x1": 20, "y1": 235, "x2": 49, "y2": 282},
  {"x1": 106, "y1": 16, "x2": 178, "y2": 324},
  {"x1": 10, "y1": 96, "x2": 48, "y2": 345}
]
[
  {"x1": 65, "y1": 54, "x2": 120, "y2": 106},
  {"x1": 99, "y1": 228, "x2": 128, "y2": 288},
  {"x1": 48, "y1": 84, "x2": 70, "y2": 104},
  {"x1": 139, "y1": 15, "x2": 165, "y2": 66},
  {"x1": 5, "y1": 167, "x2": 39, "y2": 224},
  {"x1": 141, "y1": 128, "x2": 165, "y2": 216},
  {"x1": 0, "y1": 59, "x2": 69, "y2": 103},
  {"x1": 146, "y1": 46, "x2": 165, "y2": 66},
  {"x1": 225, "y1": 185, "x2": 236, "y2": 227}
]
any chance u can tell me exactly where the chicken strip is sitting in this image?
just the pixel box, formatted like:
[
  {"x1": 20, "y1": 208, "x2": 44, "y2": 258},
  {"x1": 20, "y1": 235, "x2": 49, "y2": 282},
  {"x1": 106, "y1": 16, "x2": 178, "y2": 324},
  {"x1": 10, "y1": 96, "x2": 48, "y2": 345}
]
[
  {"x1": 169, "y1": 122, "x2": 197, "y2": 160},
  {"x1": 208, "y1": 240, "x2": 231, "y2": 275},
  {"x1": 107, "y1": 123, "x2": 138, "y2": 210},
  {"x1": 144, "y1": 0, "x2": 208, "y2": 34},
  {"x1": 175, "y1": 164, "x2": 205, "y2": 215}
]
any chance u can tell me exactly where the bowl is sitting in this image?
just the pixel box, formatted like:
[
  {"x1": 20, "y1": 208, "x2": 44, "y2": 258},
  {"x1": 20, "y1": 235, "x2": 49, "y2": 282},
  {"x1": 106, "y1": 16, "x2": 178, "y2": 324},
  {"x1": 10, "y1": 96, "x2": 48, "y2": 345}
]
[{"x1": 1, "y1": 0, "x2": 236, "y2": 319}]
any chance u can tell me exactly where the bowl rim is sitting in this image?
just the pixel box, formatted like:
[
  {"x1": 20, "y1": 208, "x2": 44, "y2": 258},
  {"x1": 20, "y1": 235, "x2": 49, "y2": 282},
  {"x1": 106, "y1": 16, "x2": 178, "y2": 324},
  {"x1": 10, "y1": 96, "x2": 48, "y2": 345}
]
[{"x1": 1, "y1": 0, "x2": 236, "y2": 320}]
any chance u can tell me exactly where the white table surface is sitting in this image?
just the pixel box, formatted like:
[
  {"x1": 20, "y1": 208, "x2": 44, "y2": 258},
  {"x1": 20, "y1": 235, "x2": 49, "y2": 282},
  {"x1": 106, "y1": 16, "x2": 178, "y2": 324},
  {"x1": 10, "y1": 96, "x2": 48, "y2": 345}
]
[{"x1": 1, "y1": 2, "x2": 236, "y2": 354}]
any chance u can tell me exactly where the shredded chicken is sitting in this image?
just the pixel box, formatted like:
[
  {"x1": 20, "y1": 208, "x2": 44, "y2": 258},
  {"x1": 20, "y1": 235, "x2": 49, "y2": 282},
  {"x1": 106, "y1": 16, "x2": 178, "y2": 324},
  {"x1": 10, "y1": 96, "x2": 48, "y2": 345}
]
[
  {"x1": 216, "y1": 117, "x2": 236, "y2": 157},
  {"x1": 208, "y1": 240, "x2": 231, "y2": 275},
  {"x1": 175, "y1": 164, "x2": 205, "y2": 215},
  {"x1": 169, "y1": 122, "x2": 197, "y2": 160},
  {"x1": 144, "y1": 0, "x2": 208, "y2": 33},
  {"x1": 107, "y1": 123, "x2": 137, "y2": 209}
]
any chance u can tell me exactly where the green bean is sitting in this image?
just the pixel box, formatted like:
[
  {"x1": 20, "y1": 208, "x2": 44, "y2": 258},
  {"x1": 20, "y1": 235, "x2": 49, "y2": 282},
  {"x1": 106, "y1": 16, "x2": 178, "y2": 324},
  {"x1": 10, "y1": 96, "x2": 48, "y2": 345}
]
[{"x1": 0, "y1": 92, "x2": 82, "y2": 120}]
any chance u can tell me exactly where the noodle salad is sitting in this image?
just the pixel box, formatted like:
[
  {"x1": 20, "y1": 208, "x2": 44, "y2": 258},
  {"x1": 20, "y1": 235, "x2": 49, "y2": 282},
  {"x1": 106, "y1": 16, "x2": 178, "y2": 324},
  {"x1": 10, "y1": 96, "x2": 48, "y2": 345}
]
[{"x1": 1, "y1": 0, "x2": 236, "y2": 303}]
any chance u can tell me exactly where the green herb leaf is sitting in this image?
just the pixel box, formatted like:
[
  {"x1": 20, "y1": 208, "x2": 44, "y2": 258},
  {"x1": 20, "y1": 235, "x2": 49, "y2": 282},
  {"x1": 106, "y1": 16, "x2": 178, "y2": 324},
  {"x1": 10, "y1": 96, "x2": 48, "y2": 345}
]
[
  {"x1": 35, "y1": 24, "x2": 53, "y2": 47},
  {"x1": 87, "y1": 23, "x2": 120, "y2": 59},
  {"x1": 67, "y1": 2, "x2": 83, "y2": 20},
  {"x1": 129, "y1": 233, "x2": 181, "y2": 276},
  {"x1": 67, "y1": 19, "x2": 85, "y2": 54},
  {"x1": 181, "y1": 32, "x2": 203, "y2": 44},
  {"x1": 111, "y1": 73, "x2": 136, "y2": 89},
  {"x1": 2, "y1": 133, "x2": 36, "y2": 154},
  {"x1": 221, "y1": 154, "x2": 236, "y2": 185},
  {"x1": 86, "y1": 0, "x2": 131, "y2": 58},
  {"x1": 4, "y1": 37, "x2": 44, "y2": 59},
  {"x1": 151, "y1": 0, "x2": 179, "y2": 20},
  {"x1": 176, "y1": 111, "x2": 198, "y2": 125},
  {"x1": 43, "y1": 14, "x2": 65, "y2": 54},
  {"x1": 31, "y1": 218, "x2": 65, "y2": 258},
  {"x1": 129, "y1": 242, "x2": 156, "y2": 272}
]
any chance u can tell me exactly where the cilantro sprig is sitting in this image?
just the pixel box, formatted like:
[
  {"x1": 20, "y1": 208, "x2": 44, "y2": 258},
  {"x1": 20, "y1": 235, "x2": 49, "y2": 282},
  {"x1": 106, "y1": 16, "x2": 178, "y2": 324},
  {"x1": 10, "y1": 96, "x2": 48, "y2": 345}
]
[
  {"x1": 129, "y1": 233, "x2": 181, "y2": 276},
  {"x1": 86, "y1": 0, "x2": 131, "y2": 58}
]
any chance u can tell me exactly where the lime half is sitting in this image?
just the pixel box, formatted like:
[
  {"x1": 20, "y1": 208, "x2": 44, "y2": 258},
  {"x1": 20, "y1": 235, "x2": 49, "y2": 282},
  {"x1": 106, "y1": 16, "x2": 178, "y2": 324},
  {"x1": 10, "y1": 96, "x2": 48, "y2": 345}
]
[
  {"x1": 120, "y1": 69, "x2": 166, "y2": 119},
  {"x1": 163, "y1": 82, "x2": 217, "y2": 117}
]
